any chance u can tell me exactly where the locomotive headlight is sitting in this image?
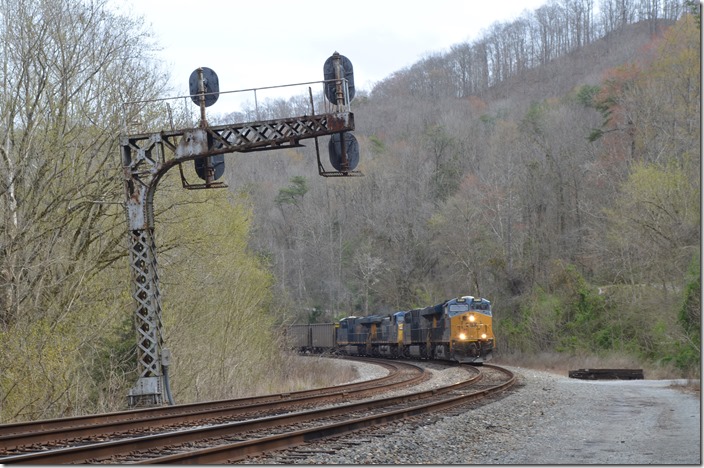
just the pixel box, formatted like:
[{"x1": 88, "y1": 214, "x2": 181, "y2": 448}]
[
  {"x1": 481, "y1": 333, "x2": 487, "y2": 339},
  {"x1": 459, "y1": 332, "x2": 467, "y2": 340},
  {"x1": 468, "y1": 314, "x2": 476, "y2": 322}
]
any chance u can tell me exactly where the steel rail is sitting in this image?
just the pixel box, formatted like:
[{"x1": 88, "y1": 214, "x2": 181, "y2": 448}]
[
  {"x1": 0, "y1": 361, "x2": 465, "y2": 464},
  {"x1": 0, "y1": 360, "x2": 428, "y2": 464},
  {"x1": 144, "y1": 364, "x2": 514, "y2": 464},
  {"x1": 0, "y1": 357, "x2": 406, "y2": 448}
]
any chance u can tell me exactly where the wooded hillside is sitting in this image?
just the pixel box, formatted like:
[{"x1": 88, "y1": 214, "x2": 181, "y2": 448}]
[{"x1": 225, "y1": 0, "x2": 700, "y2": 372}]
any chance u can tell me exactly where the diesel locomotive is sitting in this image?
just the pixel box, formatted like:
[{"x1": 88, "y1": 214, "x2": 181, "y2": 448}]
[{"x1": 287, "y1": 295, "x2": 495, "y2": 363}]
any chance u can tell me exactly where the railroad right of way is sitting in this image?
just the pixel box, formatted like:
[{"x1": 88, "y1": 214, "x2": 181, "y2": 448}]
[{"x1": 249, "y1": 363, "x2": 700, "y2": 465}]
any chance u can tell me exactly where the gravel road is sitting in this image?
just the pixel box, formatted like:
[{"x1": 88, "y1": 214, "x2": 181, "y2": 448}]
[
  {"x1": 257, "y1": 361, "x2": 701, "y2": 464},
  {"x1": 470, "y1": 367, "x2": 701, "y2": 465}
]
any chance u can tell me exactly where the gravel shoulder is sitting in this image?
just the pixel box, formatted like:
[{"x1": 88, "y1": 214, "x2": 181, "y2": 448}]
[
  {"x1": 281, "y1": 361, "x2": 701, "y2": 464},
  {"x1": 477, "y1": 367, "x2": 701, "y2": 465}
]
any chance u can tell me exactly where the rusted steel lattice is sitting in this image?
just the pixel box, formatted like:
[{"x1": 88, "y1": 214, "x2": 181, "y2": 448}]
[
  {"x1": 126, "y1": 228, "x2": 164, "y2": 405},
  {"x1": 121, "y1": 100, "x2": 354, "y2": 407}
]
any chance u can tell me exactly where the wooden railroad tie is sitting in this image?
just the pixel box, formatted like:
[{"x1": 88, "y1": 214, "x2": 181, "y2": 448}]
[{"x1": 568, "y1": 368, "x2": 645, "y2": 380}]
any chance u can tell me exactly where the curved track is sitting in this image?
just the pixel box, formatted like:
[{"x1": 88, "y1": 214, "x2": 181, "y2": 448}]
[
  {"x1": 143, "y1": 363, "x2": 514, "y2": 464},
  {"x1": 0, "y1": 360, "x2": 515, "y2": 465},
  {"x1": 0, "y1": 358, "x2": 426, "y2": 464}
]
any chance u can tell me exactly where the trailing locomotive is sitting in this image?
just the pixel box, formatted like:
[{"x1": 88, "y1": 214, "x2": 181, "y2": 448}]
[{"x1": 287, "y1": 295, "x2": 495, "y2": 363}]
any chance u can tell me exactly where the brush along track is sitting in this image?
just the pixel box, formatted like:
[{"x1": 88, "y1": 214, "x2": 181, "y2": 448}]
[{"x1": 0, "y1": 357, "x2": 426, "y2": 463}]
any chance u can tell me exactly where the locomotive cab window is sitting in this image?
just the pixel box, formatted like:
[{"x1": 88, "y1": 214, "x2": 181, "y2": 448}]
[
  {"x1": 448, "y1": 304, "x2": 469, "y2": 317},
  {"x1": 470, "y1": 300, "x2": 492, "y2": 316}
]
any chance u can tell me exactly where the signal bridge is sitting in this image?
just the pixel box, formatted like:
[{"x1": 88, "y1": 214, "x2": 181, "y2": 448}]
[{"x1": 121, "y1": 53, "x2": 358, "y2": 407}]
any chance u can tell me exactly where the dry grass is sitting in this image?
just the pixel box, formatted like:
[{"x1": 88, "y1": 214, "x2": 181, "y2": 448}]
[
  {"x1": 247, "y1": 353, "x2": 360, "y2": 395},
  {"x1": 493, "y1": 351, "x2": 700, "y2": 381},
  {"x1": 670, "y1": 380, "x2": 701, "y2": 396}
]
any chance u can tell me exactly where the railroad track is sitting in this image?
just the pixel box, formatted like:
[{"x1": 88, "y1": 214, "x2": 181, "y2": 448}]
[
  {"x1": 0, "y1": 357, "x2": 421, "y2": 451},
  {"x1": 0, "y1": 358, "x2": 424, "y2": 463},
  {"x1": 232, "y1": 363, "x2": 515, "y2": 465},
  {"x1": 0, "y1": 360, "x2": 514, "y2": 464}
]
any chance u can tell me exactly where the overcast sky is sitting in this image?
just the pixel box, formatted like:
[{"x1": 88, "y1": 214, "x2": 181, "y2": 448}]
[{"x1": 114, "y1": 0, "x2": 548, "y2": 113}]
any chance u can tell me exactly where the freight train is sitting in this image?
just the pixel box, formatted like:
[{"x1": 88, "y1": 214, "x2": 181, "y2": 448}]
[{"x1": 287, "y1": 295, "x2": 495, "y2": 363}]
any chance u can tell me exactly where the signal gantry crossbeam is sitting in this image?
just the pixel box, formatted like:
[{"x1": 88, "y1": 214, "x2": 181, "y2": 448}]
[
  {"x1": 122, "y1": 51, "x2": 357, "y2": 407},
  {"x1": 121, "y1": 110, "x2": 355, "y2": 406}
]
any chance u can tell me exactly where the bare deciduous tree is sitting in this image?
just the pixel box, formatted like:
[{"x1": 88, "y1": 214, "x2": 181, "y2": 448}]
[{"x1": 0, "y1": 0, "x2": 167, "y2": 421}]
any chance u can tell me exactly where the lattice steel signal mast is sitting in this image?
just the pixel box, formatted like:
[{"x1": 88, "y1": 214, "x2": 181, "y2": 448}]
[{"x1": 121, "y1": 52, "x2": 359, "y2": 407}]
